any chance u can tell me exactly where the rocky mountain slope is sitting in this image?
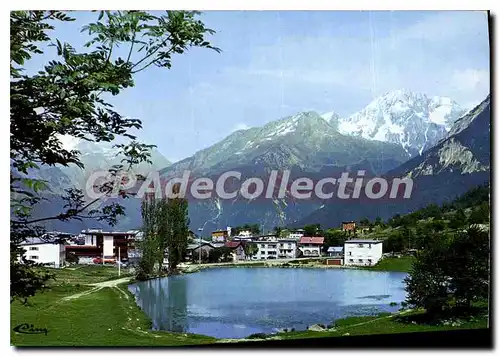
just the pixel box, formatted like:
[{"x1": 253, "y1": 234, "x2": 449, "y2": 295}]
[
  {"x1": 160, "y1": 111, "x2": 408, "y2": 177},
  {"x1": 323, "y1": 89, "x2": 466, "y2": 156},
  {"x1": 296, "y1": 95, "x2": 490, "y2": 229},
  {"x1": 154, "y1": 111, "x2": 411, "y2": 234}
]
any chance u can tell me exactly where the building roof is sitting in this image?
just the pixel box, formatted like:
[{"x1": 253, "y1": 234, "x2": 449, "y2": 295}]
[
  {"x1": 225, "y1": 241, "x2": 244, "y2": 249},
  {"x1": 299, "y1": 236, "x2": 325, "y2": 244},
  {"x1": 187, "y1": 242, "x2": 214, "y2": 250},
  {"x1": 81, "y1": 229, "x2": 138, "y2": 236},
  {"x1": 344, "y1": 239, "x2": 382, "y2": 244},
  {"x1": 20, "y1": 237, "x2": 64, "y2": 245},
  {"x1": 327, "y1": 246, "x2": 344, "y2": 252},
  {"x1": 342, "y1": 221, "x2": 356, "y2": 224}
]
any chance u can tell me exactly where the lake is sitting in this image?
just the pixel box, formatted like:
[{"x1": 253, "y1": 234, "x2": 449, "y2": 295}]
[{"x1": 128, "y1": 267, "x2": 408, "y2": 339}]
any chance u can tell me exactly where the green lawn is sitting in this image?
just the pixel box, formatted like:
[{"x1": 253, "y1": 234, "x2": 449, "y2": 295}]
[
  {"x1": 363, "y1": 256, "x2": 415, "y2": 272},
  {"x1": 272, "y1": 310, "x2": 488, "y2": 340},
  {"x1": 11, "y1": 282, "x2": 215, "y2": 346},
  {"x1": 45, "y1": 265, "x2": 132, "y2": 286}
]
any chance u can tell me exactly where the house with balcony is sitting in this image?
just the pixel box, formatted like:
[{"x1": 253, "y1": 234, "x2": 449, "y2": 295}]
[
  {"x1": 277, "y1": 239, "x2": 297, "y2": 259},
  {"x1": 253, "y1": 237, "x2": 279, "y2": 260},
  {"x1": 65, "y1": 229, "x2": 138, "y2": 263},
  {"x1": 298, "y1": 236, "x2": 324, "y2": 257},
  {"x1": 344, "y1": 239, "x2": 383, "y2": 266}
]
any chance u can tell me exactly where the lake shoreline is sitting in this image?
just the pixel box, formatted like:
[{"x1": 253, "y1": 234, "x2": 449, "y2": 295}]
[{"x1": 179, "y1": 256, "x2": 414, "y2": 274}]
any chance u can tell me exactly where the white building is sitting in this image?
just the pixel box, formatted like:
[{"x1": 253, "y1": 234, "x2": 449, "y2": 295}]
[
  {"x1": 277, "y1": 239, "x2": 297, "y2": 259},
  {"x1": 288, "y1": 230, "x2": 304, "y2": 240},
  {"x1": 253, "y1": 237, "x2": 279, "y2": 260},
  {"x1": 235, "y1": 230, "x2": 252, "y2": 238},
  {"x1": 344, "y1": 239, "x2": 383, "y2": 266},
  {"x1": 298, "y1": 236, "x2": 324, "y2": 257},
  {"x1": 20, "y1": 237, "x2": 66, "y2": 268}
]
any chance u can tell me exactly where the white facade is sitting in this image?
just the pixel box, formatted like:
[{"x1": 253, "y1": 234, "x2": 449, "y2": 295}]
[
  {"x1": 103, "y1": 235, "x2": 114, "y2": 257},
  {"x1": 237, "y1": 230, "x2": 252, "y2": 238},
  {"x1": 83, "y1": 233, "x2": 97, "y2": 246},
  {"x1": 254, "y1": 238, "x2": 279, "y2": 260},
  {"x1": 344, "y1": 240, "x2": 383, "y2": 266},
  {"x1": 277, "y1": 240, "x2": 297, "y2": 258},
  {"x1": 298, "y1": 244, "x2": 321, "y2": 257},
  {"x1": 288, "y1": 232, "x2": 304, "y2": 240},
  {"x1": 22, "y1": 242, "x2": 66, "y2": 268}
]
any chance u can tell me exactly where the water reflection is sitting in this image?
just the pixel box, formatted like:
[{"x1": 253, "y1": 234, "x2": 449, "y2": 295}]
[
  {"x1": 130, "y1": 276, "x2": 188, "y2": 332},
  {"x1": 128, "y1": 268, "x2": 407, "y2": 339}
]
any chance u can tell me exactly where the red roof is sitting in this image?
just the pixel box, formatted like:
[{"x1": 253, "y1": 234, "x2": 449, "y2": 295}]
[
  {"x1": 299, "y1": 236, "x2": 325, "y2": 244},
  {"x1": 225, "y1": 241, "x2": 243, "y2": 249}
]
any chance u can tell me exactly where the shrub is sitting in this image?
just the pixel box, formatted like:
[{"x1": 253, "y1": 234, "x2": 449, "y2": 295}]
[{"x1": 248, "y1": 333, "x2": 268, "y2": 339}]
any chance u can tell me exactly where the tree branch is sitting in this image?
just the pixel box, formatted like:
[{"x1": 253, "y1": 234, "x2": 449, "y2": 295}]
[{"x1": 130, "y1": 34, "x2": 172, "y2": 71}]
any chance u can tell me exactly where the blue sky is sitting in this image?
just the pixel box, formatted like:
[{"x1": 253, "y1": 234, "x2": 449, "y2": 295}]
[{"x1": 28, "y1": 11, "x2": 490, "y2": 162}]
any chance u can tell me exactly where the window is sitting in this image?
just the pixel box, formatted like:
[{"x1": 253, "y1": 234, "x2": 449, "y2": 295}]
[
  {"x1": 369, "y1": 244, "x2": 372, "y2": 249},
  {"x1": 358, "y1": 259, "x2": 363, "y2": 263},
  {"x1": 349, "y1": 259, "x2": 354, "y2": 262},
  {"x1": 29, "y1": 246, "x2": 39, "y2": 251},
  {"x1": 349, "y1": 251, "x2": 352, "y2": 256},
  {"x1": 30, "y1": 256, "x2": 39, "y2": 259},
  {"x1": 358, "y1": 244, "x2": 364, "y2": 248}
]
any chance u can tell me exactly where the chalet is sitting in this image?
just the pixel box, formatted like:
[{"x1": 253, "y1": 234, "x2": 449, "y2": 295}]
[
  {"x1": 224, "y1": 241, "x2": 246, "y2": 261},
  {"x1": 298, "y1": 236, "x2": 325, "y2": 257},
  {"x1": 186, "y1": 241, "x2": 215, "y2": 262},
  {"x1": 342, "y1": 221, "x2": 356, "y2": 233},
  {"x1": 344, "y1": 239, "x2": 383, "y2": 266}
]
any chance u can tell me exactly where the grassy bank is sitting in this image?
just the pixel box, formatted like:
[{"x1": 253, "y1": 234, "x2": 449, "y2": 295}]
[
  {"x1": 363, "y1": 256, "x2": 415, "y2": 273},
  {"x1": 11, "y1": 281, "x2": 215, "y2": 346},
  {"x1": 263, "y1": 310, "x2": 488, "y2": 341},
  {"x1": 44, "y1": 265, "x2": 132, "y2": 285}
]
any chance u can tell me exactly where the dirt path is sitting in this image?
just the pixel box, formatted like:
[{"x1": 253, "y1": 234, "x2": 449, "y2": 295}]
[{"x1": 61, "y1": 277, "x2": 133, "y2": 302}]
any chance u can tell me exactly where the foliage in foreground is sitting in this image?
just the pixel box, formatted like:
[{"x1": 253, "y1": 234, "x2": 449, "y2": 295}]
[
  {"x1": 10, "y1": 10, "x2": 219, "y2": 301},
  {"x1": 404, "y1": 226, "x2": 489, "y2": 318}
]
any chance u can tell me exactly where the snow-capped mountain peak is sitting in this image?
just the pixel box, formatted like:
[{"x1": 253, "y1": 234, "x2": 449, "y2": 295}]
[{"x1": 332, "y1": 90, "x2": 466, "y2": 157}]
